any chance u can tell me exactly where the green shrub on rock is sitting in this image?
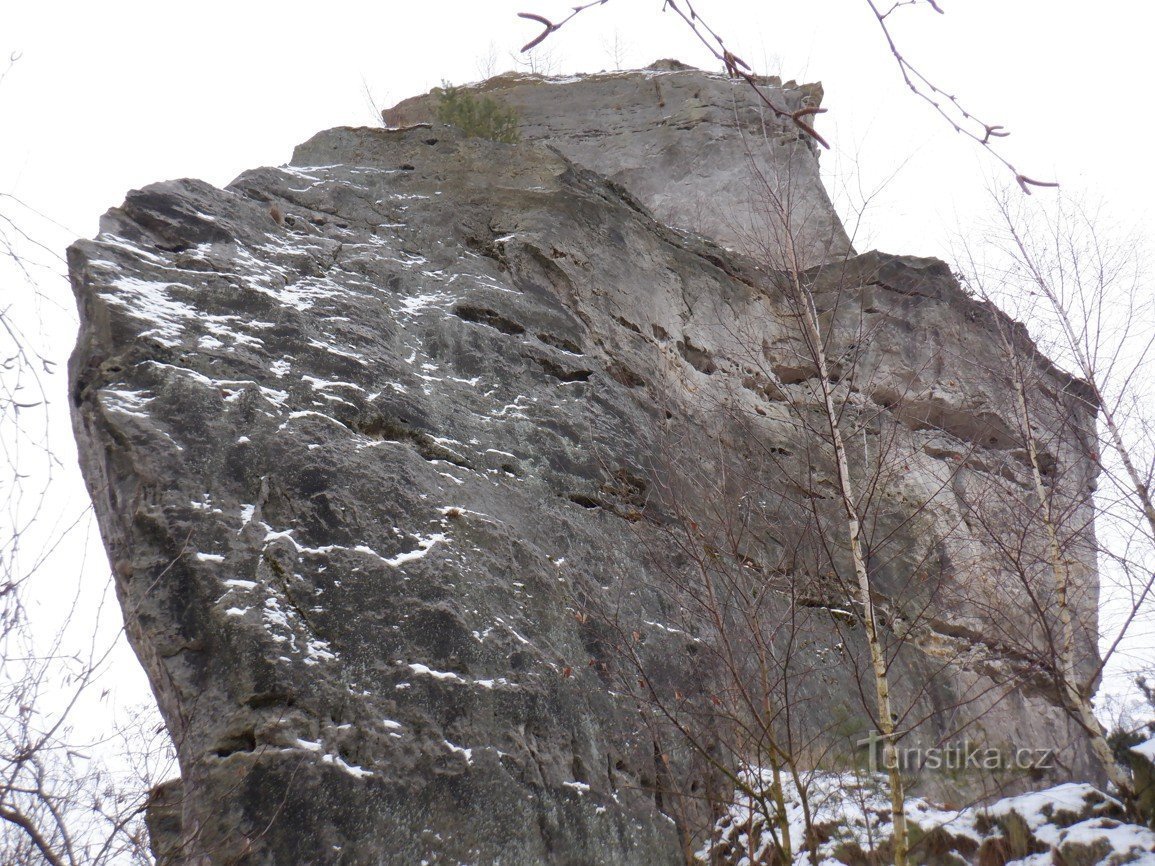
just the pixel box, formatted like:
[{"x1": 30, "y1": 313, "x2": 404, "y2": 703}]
[{"x1": 435, "y1": 82, "x2": 520, "y2": 143}]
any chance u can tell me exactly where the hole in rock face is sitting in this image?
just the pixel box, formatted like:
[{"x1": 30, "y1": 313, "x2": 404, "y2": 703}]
[
  {"x1": 1036, "y1": 450, "x2": 1058, "y2": 476},
  {"x1": 214, "y1": 728, "x2": 256, "y2": 758},
  {"x1": 344, "y1": 409, "x2": 415, "y2": 442}
]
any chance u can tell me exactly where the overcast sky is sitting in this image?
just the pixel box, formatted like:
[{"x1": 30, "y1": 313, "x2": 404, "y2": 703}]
[{"x1": 2, "y1": 0, "x2": 1152, "y2": 749}]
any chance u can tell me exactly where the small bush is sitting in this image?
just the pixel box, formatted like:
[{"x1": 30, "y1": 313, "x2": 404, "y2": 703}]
[{"x1": 435, "y1": 82, "x2": 520, "y2": 143}]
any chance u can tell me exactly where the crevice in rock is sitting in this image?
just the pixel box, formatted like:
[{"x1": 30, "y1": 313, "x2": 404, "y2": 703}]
[
  {"x1": 345, "y1": 413, "x2": 473, "y2": 469},
  {"x1": 452, "y1": 304, "x2": 526, "y2": 335},
  {"x1": 606, "y1": 361, "x2": 647, "y2": 388},
  {"x1": 263, "y1": 549, "x2": 324, "y2": 636},
  {"x1": 568, "y1": 494, "x2": 603, "y2": 510},
  {"x1": 600, "y1": 469, "x2": 649, "y2": 509},
  {"x1": 677, "y1": 339, "x2": 717, "y2": 375},
  {"x1": 874, "y1": 389, "x2": 1039, "y2": 466},
  {"x1": 464, "y1": 233, "x2": 510, "y2": 269},
  {"x1": 507, "y1": 242, "x2": 579, "y2": 307},
  {"x1": 771, "y1": 362, "x2": 818, "y2": 385},
  {"x1": 245, "y1": 692, "x2": 296, "y2": 711},
  {"x1": 614, "y1": 316, "x2": 643, "y2": 335},
  {"x1": 742, "y1": 374, "x2": 787, "y2": 403},
  {"x1": 531, "y1": 355, "x2": 593, "y2": 383},
  {"x1": 535, "y1": 332, "x2": 584, "y2": 355}
]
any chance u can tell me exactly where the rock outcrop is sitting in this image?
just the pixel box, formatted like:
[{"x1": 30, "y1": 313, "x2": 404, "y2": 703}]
[
  {"x1": 385, "y1": 61, "x2": 852, "y2": 269},
  {"x1": 69, "y1": 67, "x2": 1101, "y2": 865}
]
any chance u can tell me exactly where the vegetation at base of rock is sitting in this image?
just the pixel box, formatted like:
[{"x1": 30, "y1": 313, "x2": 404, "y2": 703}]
[{"x1": 435, "y1": 82, "x2": 520, "y2": 143}]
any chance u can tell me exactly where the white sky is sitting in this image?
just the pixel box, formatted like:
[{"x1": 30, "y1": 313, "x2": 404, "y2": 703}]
[{"x1": 1, "y1": 0, "x2": 1152, "y2": 764}]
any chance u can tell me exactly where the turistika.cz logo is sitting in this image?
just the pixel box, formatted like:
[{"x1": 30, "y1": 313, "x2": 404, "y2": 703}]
[{"x1": 856, "y1": 730, "x2": 1056, "y2": 773}]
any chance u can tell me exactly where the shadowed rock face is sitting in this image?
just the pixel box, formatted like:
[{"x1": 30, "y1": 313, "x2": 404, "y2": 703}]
[
  {"x1": 70, "y1": 78, "x2": 1099, "y2": 864},
  {"x1": 385, "y1": 61, "x2": 852, "y2": 269}
]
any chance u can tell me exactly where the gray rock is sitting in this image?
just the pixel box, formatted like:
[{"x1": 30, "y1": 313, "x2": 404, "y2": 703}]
[
  {"x1": 385, "y1": 62, "x2": 852, "y2": 268},
  {"x1": 68, "y1": 93, "x2": 1100, "y2": 863}
]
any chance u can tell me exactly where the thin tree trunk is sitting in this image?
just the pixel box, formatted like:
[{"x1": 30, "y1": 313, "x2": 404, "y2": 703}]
[
  {"x1": 999, "y1": 321, "x2": 1137, "y2": 806},
  {"x1": 784, "y1": 265, "x2": 909, "y2": 866}
]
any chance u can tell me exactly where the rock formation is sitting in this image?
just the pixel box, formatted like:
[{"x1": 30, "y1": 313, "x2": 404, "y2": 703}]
[
  {"x1": 68, "y1": 66, "x2": 1101, "y2": 864},
  {"x1": 385, "y1": 60, "x2": 851, "y2": 269}
]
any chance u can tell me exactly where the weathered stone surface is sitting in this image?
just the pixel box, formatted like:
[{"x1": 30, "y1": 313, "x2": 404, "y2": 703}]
[
  {"x1": 69, "y1": 82, "x2": 1100, "y2": 863},
  {"x1": 145, "y1": 778, "x2": 185, "y2": 866},
  {"x1": 385, "y1": 61, "x2": 852, "y2": 269}
]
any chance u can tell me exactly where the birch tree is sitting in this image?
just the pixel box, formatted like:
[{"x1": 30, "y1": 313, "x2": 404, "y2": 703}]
[{"x1": 957, "y1": 189, "x2": 1155, "y2": 819}]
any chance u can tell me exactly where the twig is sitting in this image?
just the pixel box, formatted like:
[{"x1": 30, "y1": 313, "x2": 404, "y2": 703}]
[
  {"x1": 517, "y1": 0, "x2": 829, "y2": 148},
  {"x1": 862, "y1": 0, "x2": 1056, "y2": 192},
  {"x1": 517, "y1": 0, "x2": 1058, "y2": 187},
  {"x1": 518, "y1": 1, "x2": 611, "y2": 52}
]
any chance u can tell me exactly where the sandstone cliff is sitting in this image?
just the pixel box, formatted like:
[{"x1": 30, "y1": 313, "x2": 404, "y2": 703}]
[
  {"x1": 68, "y1": 67, "x2": 1101, "y2": 864},
  {"x1": 386, "y1": 60, "x2": 851, "y2": 269}
]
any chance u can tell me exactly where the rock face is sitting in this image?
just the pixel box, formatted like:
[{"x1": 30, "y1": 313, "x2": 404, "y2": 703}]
[
  {"x1": 385, "y1": 61, "x2": 852, "y2": 269},
  {"x1": 69, "y1": 67, "x2": 1101, "y2": 865}
]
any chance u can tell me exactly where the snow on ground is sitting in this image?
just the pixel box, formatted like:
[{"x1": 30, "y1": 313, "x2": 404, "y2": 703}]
[{"x1": 702, "y1": 768, "x2": 1155, "y2": 865}]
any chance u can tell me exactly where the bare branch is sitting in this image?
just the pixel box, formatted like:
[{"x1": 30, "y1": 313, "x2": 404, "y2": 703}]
[
  {"x1": 862, "y1": 0, "x2": 1056, "y2": 191},
  {"x1": 517, "y1": 0, "x2": 831, "y2": 148},
  {"x1": 0, "y1": 806, "x2": 67, "y2": 866},
  {"x1": 517, "y1": 2, "x2": 611, "y2": 53},
  {"x1": 516, "y1": 0, "x2": 1057, "y2": 184}
]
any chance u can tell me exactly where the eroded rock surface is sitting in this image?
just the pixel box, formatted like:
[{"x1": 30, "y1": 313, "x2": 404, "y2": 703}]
[
  {"x1": 70, "y1": 90, "x2": 1100, "y2": 864},
  {"x1": 385, "y1": 61, "x2": 852, "y2": 269}
]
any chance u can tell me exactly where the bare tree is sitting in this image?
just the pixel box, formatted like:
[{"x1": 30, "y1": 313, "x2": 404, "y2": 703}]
[
  {"x1": 475, "y1": 41, "x2": 501, "y2": 80},
  {"x1": 510, "y1": 43, "x2": 562, "y2": 77},
  {"x1": 0, "y1": 264, "x2": 167, "y2": 863},
  {"x1": 956, "y1": 191, "x2": 1155, "y2": 819},
  {"x1": 577, "y1": 151, "x2": 1039, "y2": 865},
  {"x1": 568, "y1": 78, "x2": 1121, "y2": 857},
  {"x1": 581, "y1": 432, "x2": 846, "y2": 863},
  {"x1": 0, "y1": 53, "x2": 174, "y2": 864},
  {"x1": 769, "y1": 215, "x2": 911, "y2": 866},
  {"x1": 601, "y1": 30, "x2": 629, "y2": 72}
]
